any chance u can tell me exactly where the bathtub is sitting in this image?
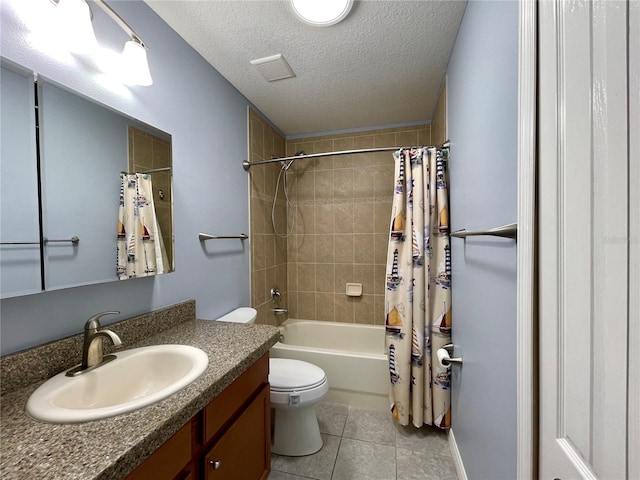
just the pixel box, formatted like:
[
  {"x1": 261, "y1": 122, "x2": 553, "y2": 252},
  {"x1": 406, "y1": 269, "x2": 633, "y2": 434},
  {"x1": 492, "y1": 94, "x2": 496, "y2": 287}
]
[{"x1": 270, "y1": 319, "x2": 389, "y2": 411}]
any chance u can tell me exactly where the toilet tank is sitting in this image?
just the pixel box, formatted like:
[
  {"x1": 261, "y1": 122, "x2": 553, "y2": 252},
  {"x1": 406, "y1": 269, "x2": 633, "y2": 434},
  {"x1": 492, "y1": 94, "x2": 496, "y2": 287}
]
[{"x1": 215, "y1": 307, "x2": 257, "y2": 324}]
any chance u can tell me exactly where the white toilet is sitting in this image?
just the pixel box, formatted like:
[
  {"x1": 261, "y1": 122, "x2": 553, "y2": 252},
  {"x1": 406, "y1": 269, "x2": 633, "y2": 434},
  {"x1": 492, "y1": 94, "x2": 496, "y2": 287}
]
[{"x1": 215, "y1": 308, "x2": 328, "y2": 456}]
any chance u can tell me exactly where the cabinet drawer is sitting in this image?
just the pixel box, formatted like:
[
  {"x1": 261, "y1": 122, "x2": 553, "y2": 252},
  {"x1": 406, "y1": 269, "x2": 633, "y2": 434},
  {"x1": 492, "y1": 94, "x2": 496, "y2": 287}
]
[
  {"x1": 203, "y1": 384, "x2": 270, "y2": 480},
  {"x1": 204, "y1": 353, "x2": 268, "y2": 442},
  {"x1": 126, "y1": 419, "x2": 192, "y2": 480}
]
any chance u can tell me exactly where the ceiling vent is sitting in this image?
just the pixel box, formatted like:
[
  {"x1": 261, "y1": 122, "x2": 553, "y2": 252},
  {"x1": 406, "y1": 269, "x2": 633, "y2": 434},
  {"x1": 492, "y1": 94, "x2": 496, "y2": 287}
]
[{"x1": 250, "y1": 54, "x2": 296, "y2": 82}]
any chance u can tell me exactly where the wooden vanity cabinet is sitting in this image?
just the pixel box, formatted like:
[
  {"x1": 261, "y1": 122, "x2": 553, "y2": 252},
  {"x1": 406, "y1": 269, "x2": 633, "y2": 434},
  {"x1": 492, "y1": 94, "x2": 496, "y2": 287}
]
[{"x1": 126, "y1": 353, "x2": 270, "y2": 480}]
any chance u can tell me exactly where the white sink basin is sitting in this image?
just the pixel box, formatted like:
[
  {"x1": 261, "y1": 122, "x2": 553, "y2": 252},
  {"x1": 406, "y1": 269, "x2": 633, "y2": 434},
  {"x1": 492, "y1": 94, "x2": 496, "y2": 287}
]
[{"x1": 26, "y1": 344, "x2": 209, "y2": 423}]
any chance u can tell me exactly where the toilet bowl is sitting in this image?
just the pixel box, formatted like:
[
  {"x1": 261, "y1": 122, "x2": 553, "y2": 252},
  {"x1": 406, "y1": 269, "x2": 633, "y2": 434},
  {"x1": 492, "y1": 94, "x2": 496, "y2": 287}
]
[
  {"x1": 269, "y1": 358, "x2": 328, "y2": 456},
  {"x1": 214, "y1": 308, "x2": 329, "y2": 456}
]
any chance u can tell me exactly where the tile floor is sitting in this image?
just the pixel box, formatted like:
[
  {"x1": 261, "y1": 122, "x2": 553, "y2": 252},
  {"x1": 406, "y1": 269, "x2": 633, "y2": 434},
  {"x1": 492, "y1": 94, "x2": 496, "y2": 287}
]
[{"x1": 268, "y1": 402, "x2": 458, "y2": 480}]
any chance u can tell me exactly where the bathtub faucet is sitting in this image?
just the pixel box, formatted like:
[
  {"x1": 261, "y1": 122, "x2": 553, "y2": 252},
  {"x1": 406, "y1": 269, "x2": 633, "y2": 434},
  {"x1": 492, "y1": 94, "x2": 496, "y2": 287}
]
[
  {"x1": 272, "y1": 308, "x2": 288, "y2": 315},
  {"x1": 270, "y1": 287, "x2": 281, "y2": 300}
]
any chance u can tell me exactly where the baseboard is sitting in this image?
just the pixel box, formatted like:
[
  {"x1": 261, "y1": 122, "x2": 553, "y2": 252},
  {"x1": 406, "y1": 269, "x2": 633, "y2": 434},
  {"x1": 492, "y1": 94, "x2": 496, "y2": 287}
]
[{"x1": 448, "y1": 428, "x2": 468, "y2": 480}]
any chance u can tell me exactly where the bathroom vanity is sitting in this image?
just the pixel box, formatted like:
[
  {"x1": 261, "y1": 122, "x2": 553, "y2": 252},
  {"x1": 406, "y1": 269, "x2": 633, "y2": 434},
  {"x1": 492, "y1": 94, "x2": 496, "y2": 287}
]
[
  {"x1": 0, "y1": 301, "x2": 279, "y2": 480},
  {"x1": 127, "y1": 354, "x2": 270, "y2": 480}
]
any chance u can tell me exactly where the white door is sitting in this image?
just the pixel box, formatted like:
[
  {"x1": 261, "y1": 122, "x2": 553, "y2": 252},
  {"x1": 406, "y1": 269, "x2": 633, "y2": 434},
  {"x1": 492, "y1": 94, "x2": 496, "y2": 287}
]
[{"x1": 538, "y1": 0, "x2": 638, "y2": 479}]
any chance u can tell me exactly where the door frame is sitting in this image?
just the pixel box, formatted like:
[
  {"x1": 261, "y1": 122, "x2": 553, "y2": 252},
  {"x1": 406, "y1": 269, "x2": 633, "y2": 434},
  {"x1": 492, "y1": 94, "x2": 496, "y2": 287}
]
[{"x1": 516, "y1": 0, "x2": 537, "y2": 478}]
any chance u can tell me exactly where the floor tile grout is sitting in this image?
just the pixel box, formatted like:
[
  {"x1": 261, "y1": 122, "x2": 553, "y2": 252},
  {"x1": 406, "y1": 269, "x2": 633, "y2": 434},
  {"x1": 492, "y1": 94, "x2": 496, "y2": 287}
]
[{"x1": 269, "y1": 401, "x2": 457, "y2": 480}]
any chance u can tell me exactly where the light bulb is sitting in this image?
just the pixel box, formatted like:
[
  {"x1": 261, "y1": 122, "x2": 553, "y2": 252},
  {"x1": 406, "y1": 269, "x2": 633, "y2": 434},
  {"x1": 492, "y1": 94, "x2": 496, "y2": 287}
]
[
  {"x1": 120, "y1": 39, "x2": 153, "y2": 86},
  {"x1": 54, "y1": 0, "x2": 98, "y2": 54}
]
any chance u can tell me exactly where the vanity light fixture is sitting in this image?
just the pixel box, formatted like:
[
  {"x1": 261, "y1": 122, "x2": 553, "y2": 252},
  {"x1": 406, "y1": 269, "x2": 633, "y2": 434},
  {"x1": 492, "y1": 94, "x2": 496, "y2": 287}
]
[
  {"x1": 51, "y1": 0, "x2": 98, "y2": 54},
  {"x1": 50, "y1": 0, "x2": 153, "y2": 86},
  {"x1": 290, "y1": 0, "x2": 354, "y2": 27}
]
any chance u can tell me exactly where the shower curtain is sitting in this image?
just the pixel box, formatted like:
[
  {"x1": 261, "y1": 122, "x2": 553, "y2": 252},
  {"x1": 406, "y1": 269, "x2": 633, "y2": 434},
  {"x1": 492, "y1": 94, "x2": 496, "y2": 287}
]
[
  {"x1": 116, "y1": 173, "x2": 165, "y2": 279},
  {"x1": 385, "y1": 147, "x2": 451, "y2": 429}
]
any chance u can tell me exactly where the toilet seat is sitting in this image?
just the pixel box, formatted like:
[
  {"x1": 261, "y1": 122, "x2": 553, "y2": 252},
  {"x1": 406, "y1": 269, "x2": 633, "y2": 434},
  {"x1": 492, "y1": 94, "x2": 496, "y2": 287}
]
[
  {"x1": 269, "y1": 358, "x2": 328, "y2": 406},
  {"x1": 269, "y1": 358, "x2": 326, "y2": 391}
]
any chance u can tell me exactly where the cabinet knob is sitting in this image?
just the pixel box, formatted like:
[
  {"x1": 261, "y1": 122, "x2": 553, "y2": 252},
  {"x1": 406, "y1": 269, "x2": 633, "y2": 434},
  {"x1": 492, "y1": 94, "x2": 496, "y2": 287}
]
[{"x1": 209, "y1": 460, "x2": 221, "y2": 470}]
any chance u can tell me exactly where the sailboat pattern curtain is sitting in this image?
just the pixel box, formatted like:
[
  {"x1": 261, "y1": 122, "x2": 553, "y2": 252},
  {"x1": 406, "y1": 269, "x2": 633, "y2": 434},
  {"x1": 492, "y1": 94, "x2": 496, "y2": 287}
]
[
  {"x1": 385, "y1": 147, "x2": 452, "y2": 429},
  {"x1": 117, "y1": 173, "x2": 165, "y2": 279}
]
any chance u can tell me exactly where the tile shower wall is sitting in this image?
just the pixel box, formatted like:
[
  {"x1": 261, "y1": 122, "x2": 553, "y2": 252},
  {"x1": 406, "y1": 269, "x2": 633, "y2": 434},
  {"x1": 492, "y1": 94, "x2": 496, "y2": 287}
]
[
  {"x1": 249, "y1": 109, "x2": 288, "y2": 325},
  {"x1": 128, "y1": 126, "x2": 173, "y2": 268},
  {"x1": 285, "y1": 125, "x2": 431, "y2": 325}
]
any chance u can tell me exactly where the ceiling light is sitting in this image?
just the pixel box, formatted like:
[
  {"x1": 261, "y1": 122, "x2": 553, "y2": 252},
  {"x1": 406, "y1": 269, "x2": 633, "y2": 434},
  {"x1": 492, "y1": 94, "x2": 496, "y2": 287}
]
[{"x1": 290, "y1": 0, "x2": 353, "y2": 27}]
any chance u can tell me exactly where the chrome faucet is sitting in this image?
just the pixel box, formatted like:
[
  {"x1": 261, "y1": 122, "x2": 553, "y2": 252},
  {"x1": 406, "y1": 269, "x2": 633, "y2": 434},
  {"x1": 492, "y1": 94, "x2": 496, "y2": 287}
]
[
  {"x1": 67, "y1": 311, "x2": 122, "y2": 376},
  {"x1": 270, "y1": 287, "x2": 281, "y2": 300}
]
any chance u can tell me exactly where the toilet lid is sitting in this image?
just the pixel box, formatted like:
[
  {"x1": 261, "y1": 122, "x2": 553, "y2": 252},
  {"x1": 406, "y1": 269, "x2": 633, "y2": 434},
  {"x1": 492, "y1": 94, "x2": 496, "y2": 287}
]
[{"x1": 269, "y1": 358, "x2": 326, "y2": 391}]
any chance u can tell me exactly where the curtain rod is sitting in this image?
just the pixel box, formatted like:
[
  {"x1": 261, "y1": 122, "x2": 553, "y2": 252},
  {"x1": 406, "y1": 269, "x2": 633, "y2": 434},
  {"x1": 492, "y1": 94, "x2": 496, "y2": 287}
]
[
  {"x1": 120, "y1": 167, "x2": 171, "y2": 175},
  {"x1": 242, "y1": 141, "x2": 450, "y2": 170}
]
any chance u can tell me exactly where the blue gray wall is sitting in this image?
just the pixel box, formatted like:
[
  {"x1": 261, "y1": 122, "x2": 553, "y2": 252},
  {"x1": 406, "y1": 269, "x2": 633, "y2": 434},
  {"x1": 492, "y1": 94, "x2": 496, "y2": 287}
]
[
  {"x1": 0, "y1": 1, "x2": 252, "y2": 354},
  {"x1": 447, "y1": 1, "x2": 519, "y2": 479}
]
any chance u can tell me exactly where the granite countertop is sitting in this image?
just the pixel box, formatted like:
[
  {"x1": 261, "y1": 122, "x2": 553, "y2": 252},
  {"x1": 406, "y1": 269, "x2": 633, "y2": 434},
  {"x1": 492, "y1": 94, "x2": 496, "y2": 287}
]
[{"x1": 0, "y1": 319, "x2": 280, "y2": 480}]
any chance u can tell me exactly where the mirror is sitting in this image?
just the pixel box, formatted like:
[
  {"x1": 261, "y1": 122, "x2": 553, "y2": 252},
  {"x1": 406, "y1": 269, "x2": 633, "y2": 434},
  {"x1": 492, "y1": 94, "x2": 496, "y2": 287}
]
[{"x1": 0, "y1": 60, "x2": 174, "y2": 298}]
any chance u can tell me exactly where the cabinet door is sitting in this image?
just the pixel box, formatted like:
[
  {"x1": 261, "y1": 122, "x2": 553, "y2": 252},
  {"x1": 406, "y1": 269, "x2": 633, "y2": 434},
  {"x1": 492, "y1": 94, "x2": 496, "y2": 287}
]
[{"x1": 204, "y1": 385, "x2": 270, "y2": 480}]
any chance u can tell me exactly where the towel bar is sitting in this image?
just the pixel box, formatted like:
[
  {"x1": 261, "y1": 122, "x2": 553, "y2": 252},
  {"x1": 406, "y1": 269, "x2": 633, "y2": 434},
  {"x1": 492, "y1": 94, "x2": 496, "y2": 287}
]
[
  {"x1": 450, "y1": 223, "x2": 517, "y2": 240},
  {"x1": 198, "y1": 233, "x2": 249, "y2": 241}
]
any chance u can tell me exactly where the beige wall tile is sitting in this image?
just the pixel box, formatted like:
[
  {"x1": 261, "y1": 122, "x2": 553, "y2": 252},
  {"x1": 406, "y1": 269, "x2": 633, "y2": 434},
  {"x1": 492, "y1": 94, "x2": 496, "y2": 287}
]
[
  {"x1": 314, "y1": 204, "x2": 335, "y2": 234},
  {"x1": 249, "y1": 109, "x2": 287, "y2": 320},
  {"x1": 296, "y1": 170, "x2": 315, "y2": 202},
  {"x1": 374, "y1": 201, "x2": 392, "y2": 234},
  {"x1": 253, "y1": 268, "x2": 266, "y2": 305},
  {"x1": 374, "y1": 132, "x2": 396, "y2": 148},
  {"x1": 334, "y1": 264, "x2": 354, "y2": 293},
  {"x1": 279, "y1": 123, "x2": 430, "y2": 325},
  {"x1": 314, "y1": 139, "x2": 334, "y2": 154},
  {"x1": 275, "y1": 236, "x2": 287, "y2": 265},
  {"x1": 297, "y1": 234, "x2": 316, "y2": 263},
  {"x1": 395, "y1": 130, "x2": 419, "y2": 148},
  {"x1": 335, "y1": 234, "x2": 354, "y2": 263},
  {"x1": 297, "y1": 263, "x2": 316, "y2": 292},
  {"x1": 315, "y1": 235, "x2": 335, "y2": 264},
  {"x1": 353, "y1": 203, "x2": 375, "y2": 234},
  {"x1": 250, "y1": 117, "x2": 264, "y2": 159},
  {"x1": 315, "y1": 170, "x2": 335, "y2": 201},
  {"x1": 334, "y1": 204, "x2": 354, "y2": 234},
  {"x1": 287, "y1": 262, "x2": 298, "y2": 291},
  {"x1": 287, "y1": 234, "x2": 299, "y2": 263},
  {"x1": 265, "y1": 266, "x2": 277, "y2": 295},
  {"x1": 264, "y1": 234, "x2": 276, "y2": 268},
  {"x1": 418, "y1": 126, "x2": 432, "y2": 146},
  {"x1": 288, "y1": 292, "x2": 298, "y2": 318},
  {"x1": 333, "y1": 168, "x2": 354, "y2": 200},
  {"x1": 353, "y1": 234, "x2": 375, "y2": 264},
  {"x1": 354, "y1": 294, "x2": 374, "y2": 324},
  {"x1": 334, "y1": 295, "x2": 355, "y2": 323},
  {"x1": 253, "y1": 235, "x2": 266, "y2": 270},
  {"x1": 316, "y1": 264, "x2": 335, "y2": 293},
  {"x1": 353, "y1": 168, "x2": 375, "y2": 199},
  {"x1": 374, "y1": 264, "x2": 387, "y2": 295},
  {"x1": 374, "y1": 295, "x2": 386, "y2": 325},
  {"x1": 297, "y1": 292, "x2": 316, "y2": 319},
  {"x1": 374, "y1": 234, "x2": 389, "y2": 265},
  {"x1": 354, "y1": 264, "x2": 375, "y2": 296},
  {"x1": 316, "y1": 293, "x2": 335, "y2": 321},
  {"x1": 296, "y1": 204, "x2": 315, "y2": 235},
  {"x1": 374, "y1": 165, "x2": 394, "y2": 198},
  {"x1": 276, "y1": 264, "x2": 287, "y2": 292}
]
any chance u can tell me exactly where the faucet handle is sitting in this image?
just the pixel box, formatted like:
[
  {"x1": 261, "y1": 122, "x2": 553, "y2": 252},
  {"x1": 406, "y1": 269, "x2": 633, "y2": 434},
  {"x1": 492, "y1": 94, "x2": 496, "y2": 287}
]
[{"x1": 84, "y1": 311, "x2": 120, "y2": 331}]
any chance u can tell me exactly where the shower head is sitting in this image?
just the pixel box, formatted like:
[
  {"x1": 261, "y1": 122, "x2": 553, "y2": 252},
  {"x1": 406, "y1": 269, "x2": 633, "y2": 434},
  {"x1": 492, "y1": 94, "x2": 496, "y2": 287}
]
[{"x1": 282, "y1": 150, "x2": 305, "y2": 171}]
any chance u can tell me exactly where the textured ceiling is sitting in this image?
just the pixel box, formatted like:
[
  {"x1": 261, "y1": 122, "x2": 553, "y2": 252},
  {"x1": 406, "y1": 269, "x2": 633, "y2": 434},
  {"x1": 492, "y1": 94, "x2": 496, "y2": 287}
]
[{"x1": 144, "y1": 1, "x2": 466, "y2": 137}]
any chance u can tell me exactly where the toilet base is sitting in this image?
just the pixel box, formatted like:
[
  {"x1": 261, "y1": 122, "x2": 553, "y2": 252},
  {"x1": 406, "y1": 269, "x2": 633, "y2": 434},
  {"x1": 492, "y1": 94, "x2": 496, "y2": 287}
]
[{"x1": 271, "y1": 405, "x2": 323, "y2": 456}]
